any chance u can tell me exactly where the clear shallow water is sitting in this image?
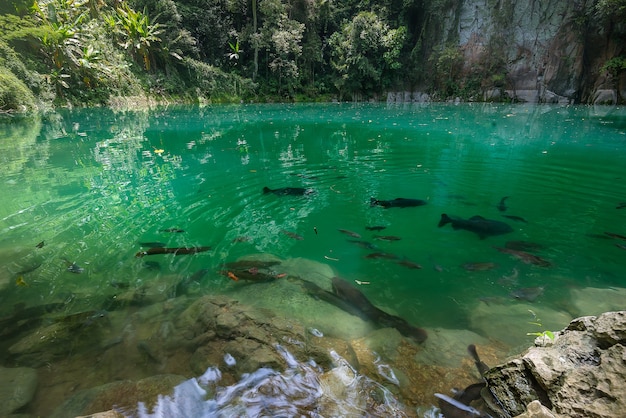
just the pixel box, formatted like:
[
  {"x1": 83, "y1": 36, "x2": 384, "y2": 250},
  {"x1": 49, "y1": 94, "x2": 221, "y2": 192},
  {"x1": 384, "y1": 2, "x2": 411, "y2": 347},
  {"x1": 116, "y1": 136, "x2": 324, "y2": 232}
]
[{"x1": 1, "y1": 103, "x2": 625, "y2": 415}]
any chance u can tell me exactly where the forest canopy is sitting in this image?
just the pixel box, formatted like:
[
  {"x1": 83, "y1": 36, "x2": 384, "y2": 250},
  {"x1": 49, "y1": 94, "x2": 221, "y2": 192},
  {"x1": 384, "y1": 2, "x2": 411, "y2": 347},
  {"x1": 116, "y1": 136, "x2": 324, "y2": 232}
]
[{"x1": 0, "y1": 0, "x2": 625, "y2": 111}]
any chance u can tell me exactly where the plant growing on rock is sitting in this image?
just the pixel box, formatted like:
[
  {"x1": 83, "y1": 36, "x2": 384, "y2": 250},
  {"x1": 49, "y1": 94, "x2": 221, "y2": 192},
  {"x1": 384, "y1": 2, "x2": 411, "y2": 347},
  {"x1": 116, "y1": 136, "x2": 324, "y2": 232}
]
[{"x1": 526, "y1": 309, "x2": 555, "y2": 343}]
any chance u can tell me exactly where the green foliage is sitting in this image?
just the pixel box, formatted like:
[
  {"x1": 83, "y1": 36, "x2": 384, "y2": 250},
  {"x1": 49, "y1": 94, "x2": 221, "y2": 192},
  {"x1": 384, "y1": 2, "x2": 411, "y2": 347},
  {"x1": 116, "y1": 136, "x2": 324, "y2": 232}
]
[
  {"x1": 329, "y1": 11, "x2": 406, "y2": 99},
  {"x1": 526, "y1": 310, "x2": 555, "y2": 342},
  {"x1": 602, "y1": 56, "x2": 626, "y2": 77},
  {"x1": 104, "y1": 2, "x2": 163, "y2": 70},
  {"x1": 0, "y1": 66, "x2": 37, "y2": 112},
  {"x1": 596, "y1": 0, "x2": 626, "y2": 19}
]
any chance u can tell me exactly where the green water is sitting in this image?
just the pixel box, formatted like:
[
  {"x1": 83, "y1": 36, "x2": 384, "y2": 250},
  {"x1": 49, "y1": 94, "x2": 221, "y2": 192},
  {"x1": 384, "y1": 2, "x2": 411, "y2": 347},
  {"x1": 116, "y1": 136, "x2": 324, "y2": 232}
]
[{"x1": 1, "y1": 103, "x2": 625, "y2": 333}]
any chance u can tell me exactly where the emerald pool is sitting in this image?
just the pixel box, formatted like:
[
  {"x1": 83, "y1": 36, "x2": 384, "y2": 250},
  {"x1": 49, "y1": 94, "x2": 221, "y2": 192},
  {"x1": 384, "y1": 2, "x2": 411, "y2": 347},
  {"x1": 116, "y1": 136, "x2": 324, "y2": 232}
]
[{"x1": 0, "y1": 103, "x2": 625, "y2": 416}]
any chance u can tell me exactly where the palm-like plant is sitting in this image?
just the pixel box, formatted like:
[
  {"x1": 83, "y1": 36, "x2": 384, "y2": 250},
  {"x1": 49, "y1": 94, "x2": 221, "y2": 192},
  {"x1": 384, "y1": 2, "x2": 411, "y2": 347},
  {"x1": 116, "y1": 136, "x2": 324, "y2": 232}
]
[{"x1": 104, "y1": 2, "x2": 162, "y2": 71}]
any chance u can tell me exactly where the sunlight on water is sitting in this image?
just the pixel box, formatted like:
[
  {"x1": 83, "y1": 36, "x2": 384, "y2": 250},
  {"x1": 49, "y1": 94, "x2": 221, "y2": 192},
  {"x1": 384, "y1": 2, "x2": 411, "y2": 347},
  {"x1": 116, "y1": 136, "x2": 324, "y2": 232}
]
[
  {"x1": 0, "y1": 103, "x2": 625, "y2": 416},
  {"x1": 133, "y1": 345, "x2": 411, "y2": 418}
]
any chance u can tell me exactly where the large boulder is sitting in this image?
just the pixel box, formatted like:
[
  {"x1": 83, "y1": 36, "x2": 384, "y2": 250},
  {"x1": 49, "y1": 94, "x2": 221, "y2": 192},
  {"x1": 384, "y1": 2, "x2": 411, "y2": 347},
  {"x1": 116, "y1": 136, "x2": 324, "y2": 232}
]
[
  {"x1": 0, "y1": 366, "x2": 38, "y2": 416},
  {"x1": 484, "y1": 311, "x2": 626, "y2": 418}
]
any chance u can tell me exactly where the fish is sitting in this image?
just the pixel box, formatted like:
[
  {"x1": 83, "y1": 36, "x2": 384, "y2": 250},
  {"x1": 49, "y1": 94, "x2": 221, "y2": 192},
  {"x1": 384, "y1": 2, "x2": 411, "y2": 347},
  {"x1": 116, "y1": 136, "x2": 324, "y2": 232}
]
[
  {"x1": 616, "y1": 243, "x2": 626, "y2": 250},
  {"x1": 467, "y1": 344, "x2": 490, "y2": 377},
  {"x1": 497, "y1": 196, "x2": 509, "y2": 211},
  {"x1": 263, "y1": 186, "x2": 312, "y2": 196},
  {"x1": 616, "y1": 202, "x2": 626, "y2": 209},
  {"x1": 505, "y1": 240, "x2": 545, "y2": 252},
  {"x1": 373, "y1": 235, "x2": 402, "y2": 241},
  {"x1": 435, "y1": 392, "x2": 485, "y2": 418},
  {"x1": 347, "y1": 240, "x2": 378, "y2": 250},
  {"x1": 494, "y1": 247, "x2": 551, "y2": 267},
  {"x1": 15, "y1": 276, "x2": 28, "y2": 287},
  {"x1": 438, "y1": 214, "x2": 514, "y2": 239},
  {"x1": 135, "y1": 246, "x2": 211, "y2": 257},
  {"x1": 338, "y1": 229, "x2": 361, "y2": 238},
  {"x1": 62, "y1": 257, "x2": 84, "y2": 274},
  {"x1": 365, "y1": 225, "x2": 387, "y2": 231},
  {"x1": 370, "y1": 197, "x2": 427, "y2": 208},
  {"x1": 502, "y1": 215, "x2": 528, "y2": 223},
  {"x1": 604, "y1": 232, "x2": 626, "y2": 240},
  {"x1": 365, "y1": 252, "x2": 399, "y2": 260},
  {"x1": 221, "y1": 260, "x2": 284, "y2": 282},
  {"x1": 510, "y1": 286, "x2": 544, "y2": 302},
  {"x1": 160, "y1": 228, "x2": 185, "y2": 233},
  {"x1": 16, "y1": 263, "x2": 42, "y2": 275},
  {"x1": 35, "y1": 241, "x2": 45, "y2": 248},
  {"x1": 172, "y1": 268, "x2": 210, "y2": 296},
  {"x1": 303, "y1": 277, "x2": 427, "y2": 343},
  {"x1": 462, "y1": 262, "x2": 497, "y2": 271},
  {"x1": 282, "y1": 230, "x2": 304, "y2": 240},
  {"x1": 139, "y1": 242, "x2": 167, "y2": 248},
  {"x1": 396, "y1": 259, "x2": 422, "y2": 269},
  {"x1": 231, "y1": 236, "x2": 252, "y2": 243}
]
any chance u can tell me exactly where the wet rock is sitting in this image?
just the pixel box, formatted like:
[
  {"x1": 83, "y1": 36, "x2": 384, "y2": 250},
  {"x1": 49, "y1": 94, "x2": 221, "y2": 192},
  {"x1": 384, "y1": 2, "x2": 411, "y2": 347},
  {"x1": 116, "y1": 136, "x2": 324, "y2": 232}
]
[
  {"x1": 414, "y1": 328, "x2": 487, "y2": 369},
  {"x1": 513, "y1": 400, "x2": 560, "y2": 418},
  {"x1": 76, "y1": 412, "x2": 125, "y2": 418},
  {"x1": 50, "y1": 374, "x2": 185, "y2": 418},
  {"x1": 469, "y1": 301, "x2": 572, "y2": 347},
  {"x1": 0, "y1": 366, "x2": 38, "y2": 415},
  {"x1": 568, "y1": 287, "x2": 626, "y2": 318},
  {"x1": 484, "y1": 311, "x2": 626, "y2": 418}
]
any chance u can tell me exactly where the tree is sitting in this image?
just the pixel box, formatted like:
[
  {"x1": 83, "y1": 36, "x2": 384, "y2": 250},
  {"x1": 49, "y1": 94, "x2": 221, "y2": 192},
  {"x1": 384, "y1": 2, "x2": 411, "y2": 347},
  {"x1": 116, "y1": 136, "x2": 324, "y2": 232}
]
[{"x1": 329, "y1": 11, "x2": 406, "y2": 99}]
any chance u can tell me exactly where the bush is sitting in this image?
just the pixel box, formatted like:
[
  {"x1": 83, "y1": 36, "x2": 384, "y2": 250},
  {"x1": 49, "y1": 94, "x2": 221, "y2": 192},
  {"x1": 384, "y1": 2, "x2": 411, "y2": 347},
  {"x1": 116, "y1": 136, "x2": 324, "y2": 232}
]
[{"x1": 0, "y1": 66, "x2": 37, "y2": 112}]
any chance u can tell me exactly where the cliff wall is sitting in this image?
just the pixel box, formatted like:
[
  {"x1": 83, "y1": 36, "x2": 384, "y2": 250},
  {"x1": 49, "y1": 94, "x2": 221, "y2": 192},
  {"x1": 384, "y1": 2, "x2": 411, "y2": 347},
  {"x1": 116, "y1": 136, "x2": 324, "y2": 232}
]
[{"x1": 435, "y1": 0, "x2": 625, "y2": 103}]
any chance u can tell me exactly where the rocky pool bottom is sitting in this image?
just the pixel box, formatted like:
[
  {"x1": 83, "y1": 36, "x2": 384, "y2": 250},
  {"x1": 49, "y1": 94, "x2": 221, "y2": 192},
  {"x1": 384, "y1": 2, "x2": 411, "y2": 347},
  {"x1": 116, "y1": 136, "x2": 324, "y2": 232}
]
[{"x1": 1, "y1": 255, "x2": 625, "y2": 418}]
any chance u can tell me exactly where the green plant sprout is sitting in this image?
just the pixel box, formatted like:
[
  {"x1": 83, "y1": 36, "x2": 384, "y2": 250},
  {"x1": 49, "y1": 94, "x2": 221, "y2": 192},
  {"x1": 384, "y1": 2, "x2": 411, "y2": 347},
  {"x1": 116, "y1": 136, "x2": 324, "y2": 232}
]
[{"x1": 527, "y1": 309, "x2": 555, "y2": 341}]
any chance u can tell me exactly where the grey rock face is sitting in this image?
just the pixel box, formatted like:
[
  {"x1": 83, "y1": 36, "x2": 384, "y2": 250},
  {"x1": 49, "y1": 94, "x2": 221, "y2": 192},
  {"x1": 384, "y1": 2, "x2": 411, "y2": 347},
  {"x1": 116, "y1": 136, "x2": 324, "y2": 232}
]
[{"x1": 485, "y1": 311, "x2": 626, "y2": 418}]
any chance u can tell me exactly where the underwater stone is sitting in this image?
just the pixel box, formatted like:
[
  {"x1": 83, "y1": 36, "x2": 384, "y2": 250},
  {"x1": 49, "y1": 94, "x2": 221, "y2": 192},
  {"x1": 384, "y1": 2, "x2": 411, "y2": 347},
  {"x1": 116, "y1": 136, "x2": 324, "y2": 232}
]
[{"x1": 0, "y1": 366, "x2": 38, "y2": 415}]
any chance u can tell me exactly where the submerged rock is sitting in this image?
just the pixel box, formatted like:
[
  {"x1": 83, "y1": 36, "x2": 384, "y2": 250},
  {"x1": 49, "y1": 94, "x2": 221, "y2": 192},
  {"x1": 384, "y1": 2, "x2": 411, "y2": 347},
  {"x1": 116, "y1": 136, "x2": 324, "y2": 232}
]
[
  {"x1": 0, "y1": 366, "x2": 38, "y2": 416},
  {"x1": 484, "y1": 311, "x2": 626, "y2": 418}
]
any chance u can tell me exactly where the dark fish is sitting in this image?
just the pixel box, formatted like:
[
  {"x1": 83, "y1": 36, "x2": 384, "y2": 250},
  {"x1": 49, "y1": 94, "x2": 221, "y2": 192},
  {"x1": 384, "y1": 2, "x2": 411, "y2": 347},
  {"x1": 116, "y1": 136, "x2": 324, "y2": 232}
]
[
  {"x1": 436, "y1": 392, "x2": 485, "y2": 418},
  {"x1": 110, "y1": 281, "x2": 130, "y2": 289},
  {"x1": 502, "y1": 215, "x2": 528, "y2": 223},
  {"x1": 312, "y1": 277, "x2": 428, "y2": 343},
  {"x1": 495, "y1": 247, "x2": 551, "y2": 267},
  {"x1": 616, "y1": 202, "x2": 626, "y2": 209},
  {"x1": 365, "y1": 252, "x2": 399, "y2": 260},
  {"x1": 467, "y1": 344, "x2": 490, "y2": 377},
  {"x1": 370, "y1": 197, "x2": 427, "y2": 208},
  {"x1": 505, "y1": 240, "x2": 545, "y2": 252},
  {"x1": 438, "y1": 214, "x2": 514, "y2": 239},
  {"x1": 616, "y1": 243, "x2": 626, "y2": 250},
  {"x1": 338, "y1": 229, "x2": 361, "y2": 238},
  {"x1": 365, "y1": 225, "x2": 387, "y2": 231},
  {"x1": 462, "y1": 262, "x2": 497, "y2": 271},
  {"x1": 16, "y1": 263, "x2": 42, "y2": 275},
  {"x1": 497, "y1": 196, "x2": 509, "y2": 211},
  {"x1": 160, "y1": 228, "x2": 185, "y2": 233},
  {"x1": 263, "y1": 186, "x2": 312, "y2": 196},
  {"x1": 373, "y1": 235, "x2": 402, "y2": 241},
  {"x1": 396, "y1": 259, "x2": 422, "y2": 269},
  {"x1": 604, "y1": 232, "x2": 626, "y2": 240},
  {"x1": 347, "y1": 240, "x2": 378, "y2": 250},
  {"x1": 282, "y1": 230, "x2": 304, "y2": 240},
  {"x1": 172, "y1": 268, "x2": 210, "y2": 297},
  {"x1": 510, "y1": 286, "x2": 544, "y2": 302},
  {"x1": 220, "y1": 260, "x2": 284, "y2": 282},
  {"x1": 35, "y1": 241, "x2": 45, "y2": 248},
  {"x1": 62, "y1": 257, "x2": 84, "y2": 274},
  {"x1": 135, "y1": 246, "x2": 211, "y2": 257},
  {"x1": 139, "y1": 242, "x2": 167, "y2": 248},
  {"x1": 231, "y1": 236, "x2": 252, "y2": 243}
]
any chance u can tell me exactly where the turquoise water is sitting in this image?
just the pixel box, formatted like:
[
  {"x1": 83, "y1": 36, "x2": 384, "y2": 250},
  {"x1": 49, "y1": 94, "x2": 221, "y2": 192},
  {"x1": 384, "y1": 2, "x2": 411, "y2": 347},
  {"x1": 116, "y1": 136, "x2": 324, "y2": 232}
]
[{"x1": 1, "y1": 103, "x2": 625, "y2": 414}]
